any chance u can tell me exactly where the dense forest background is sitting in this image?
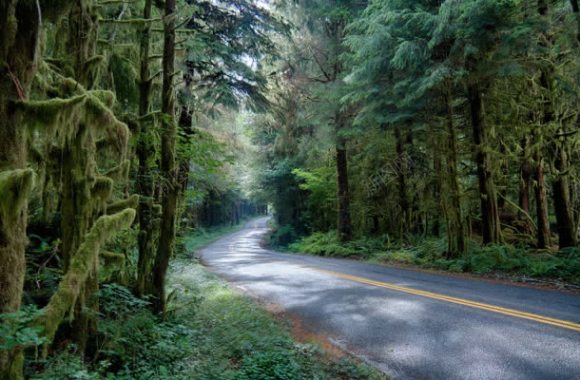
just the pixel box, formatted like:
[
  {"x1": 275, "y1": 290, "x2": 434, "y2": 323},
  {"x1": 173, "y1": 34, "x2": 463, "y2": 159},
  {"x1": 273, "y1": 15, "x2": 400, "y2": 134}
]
[
  {"x1": 254, "y1": 0, "x2": 580, "y2": 282},
  {"x1": 0, "y1": 0, "x2": 578, "y2": 379}
]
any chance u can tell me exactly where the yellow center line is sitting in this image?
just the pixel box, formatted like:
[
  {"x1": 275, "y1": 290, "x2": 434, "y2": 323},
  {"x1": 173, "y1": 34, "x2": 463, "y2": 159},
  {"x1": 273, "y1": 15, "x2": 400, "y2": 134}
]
[{"x1": 312, "y1": 268, "x2": 580, "y2": 332}]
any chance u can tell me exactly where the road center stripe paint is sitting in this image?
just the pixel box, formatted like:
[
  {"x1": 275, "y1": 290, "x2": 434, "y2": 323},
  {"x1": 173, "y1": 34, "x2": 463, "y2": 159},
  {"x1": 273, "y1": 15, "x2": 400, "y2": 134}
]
[{"x1": 312, "y1": 268, "x2": 580, "y2": 332}]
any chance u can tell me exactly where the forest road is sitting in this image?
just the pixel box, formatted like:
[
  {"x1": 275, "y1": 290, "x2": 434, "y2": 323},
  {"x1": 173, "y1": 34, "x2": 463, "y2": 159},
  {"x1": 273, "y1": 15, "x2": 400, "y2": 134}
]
[{"x1": 200, "y1": 217, "x2": 580, "y2": 380}]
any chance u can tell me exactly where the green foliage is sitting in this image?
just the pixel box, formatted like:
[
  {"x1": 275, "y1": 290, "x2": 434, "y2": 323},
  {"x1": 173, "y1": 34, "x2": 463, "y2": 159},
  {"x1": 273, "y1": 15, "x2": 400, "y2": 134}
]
[
  {"x1": 290, "y1": 233, "x2": 580, "y2": 285},
  {"x1": 168, "y1": 258, "x2": 385, "y2": 380},
  {"x1": 0, "y1": 306, "x2": 47, "y2": 352},
  {"x1": 269, "y1": 224, "x2": 299, "y2": 247}
]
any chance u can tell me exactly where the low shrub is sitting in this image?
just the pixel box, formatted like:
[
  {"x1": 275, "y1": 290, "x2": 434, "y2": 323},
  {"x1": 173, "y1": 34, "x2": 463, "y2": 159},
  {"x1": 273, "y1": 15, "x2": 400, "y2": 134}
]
[
  {"x1": 288, "y1": 232, "x2": 580, "y2": 285},
  {"x1": 269, "y1": 224, "x2": 299, "y2": 247}
]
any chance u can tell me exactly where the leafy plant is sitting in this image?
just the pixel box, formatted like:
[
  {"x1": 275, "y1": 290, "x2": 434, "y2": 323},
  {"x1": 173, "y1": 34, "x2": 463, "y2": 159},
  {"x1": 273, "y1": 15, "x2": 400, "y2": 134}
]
[{"x1": 0, "y1": 305, "x2": 47, "y2": 352}]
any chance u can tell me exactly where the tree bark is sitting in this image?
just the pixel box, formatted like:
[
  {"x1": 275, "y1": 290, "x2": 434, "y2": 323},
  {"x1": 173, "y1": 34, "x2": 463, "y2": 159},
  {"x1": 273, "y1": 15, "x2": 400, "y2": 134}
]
[
  {"x1": 60, "y1": 0, "x2": 101, "y2": 354},
  {"x1": 537, "y1": 0, "x2": 577, "y2": 248},
  {"x1": 336, "y1": 114, "x2": 352, "y2": 243},
  {"x1": 443, "y1": 91, "x2": 467, "y2": 256},
  {"x1": 535, "y1": 156, "x2": 551, "y2": 248},
  {"x1": 518, "y1": 138, "x2": 533, "y2": 235},
  {"x1": 467, "y1": 81, "x2": 502, "y2": 244},
  {"x1": 152, "y1": 0, "x2": 178, "y2": 315},
  {"x1": 394, "y1": 125, "x2": 411, "y2": 237},
  {"x1": 136, "y1": 0, "x2": 155, "y2": 297},
  {"x1": 0, "y1": 1, "x2": 41, "y2": 378},
  {"x1": 552, "y1": 144, "x2": 577, "y2": 247},
  {"x1": 571, "y1": 0, "x2": 580, "y2": 43}
]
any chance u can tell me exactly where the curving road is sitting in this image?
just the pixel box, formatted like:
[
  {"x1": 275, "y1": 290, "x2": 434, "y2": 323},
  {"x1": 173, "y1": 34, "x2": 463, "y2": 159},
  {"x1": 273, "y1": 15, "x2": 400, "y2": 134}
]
[{"x1": 200, "y1": 217, "x2": 580, "y2": 380}]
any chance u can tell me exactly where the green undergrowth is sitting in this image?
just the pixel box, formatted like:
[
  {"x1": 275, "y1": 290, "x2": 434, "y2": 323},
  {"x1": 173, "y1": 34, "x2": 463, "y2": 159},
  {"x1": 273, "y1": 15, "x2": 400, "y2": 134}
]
[
  {"x1": 28, "y1": 223, "x2": 385, "y2": 379},
  {"x1": 287, "y1": 231, "x2": 580, "y2": 285},
  {"x1": 167, "y1": 261, "x2": 385, "y2": 380}
]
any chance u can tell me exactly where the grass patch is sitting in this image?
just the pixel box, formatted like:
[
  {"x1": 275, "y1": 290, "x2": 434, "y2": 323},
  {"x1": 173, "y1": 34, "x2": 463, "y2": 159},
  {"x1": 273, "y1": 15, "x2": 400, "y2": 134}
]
[
  {"x1": 288, "y1": 231, "x2": 580, "y2": 285},
  {"x1": 168, "y1": 261, "x2": 385, "y2": 380}
]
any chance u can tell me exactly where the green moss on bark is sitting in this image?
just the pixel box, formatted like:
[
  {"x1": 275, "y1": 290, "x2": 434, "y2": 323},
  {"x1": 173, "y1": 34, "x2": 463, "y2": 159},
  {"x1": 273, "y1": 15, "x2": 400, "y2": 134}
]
[
  {"x1": 0, "y1": 169, "x2": 34, "y2": 221},
  {"x1": 38, "y1": 209, "x2": 136, "y2": 350}
]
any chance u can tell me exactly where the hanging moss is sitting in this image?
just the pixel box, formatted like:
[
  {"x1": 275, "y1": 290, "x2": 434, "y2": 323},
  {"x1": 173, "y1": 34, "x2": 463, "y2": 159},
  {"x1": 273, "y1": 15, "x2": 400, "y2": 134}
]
[
  {"x1": 99, "y1": 251, "x2": 125, "y2": 266},
  {"x1": 106, "y1": 194, "x2": 139, "y2": 215},
  {"x1": 92, "y1": 176, "x2": 114, "y2": 205},
  {"x1": 103, "y1": 160, "x2": 130, "y2": 181},
  {"x1": 108, "y1": 53, "x2": 139, "y2": 109},
  {"x1": 19, "y1": 90, "x2": 130, "y2": 154},
  {"x1": 37, "y1": 208, "x2": 136, "y2": 350},
  {"x1": 0, "y1": 169, "x2": 35, "y2": 221},
  {"x1": 19, "y1": 95, "x2": 87, "y2": 137},
  {"x1": 41, "y1": 0, "x2": 74, "y2": 22}
]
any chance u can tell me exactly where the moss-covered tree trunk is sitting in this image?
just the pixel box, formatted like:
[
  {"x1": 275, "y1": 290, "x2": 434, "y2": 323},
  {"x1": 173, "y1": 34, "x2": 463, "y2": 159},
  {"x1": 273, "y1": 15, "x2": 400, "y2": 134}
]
[
  {"x1": 152, "y1": 0, "x2": 178, "y2": 315},
  {"x1": 443, "y1": 90, "x2": 467, "y2": 257},
  {"x1": 430, "y1": 127, "x2": 442, "y2": 237},
  {"x1": 39, "y1": 210, "x2": 136, "y2": 350},
  {"x1": 57, "y1": 0, "x2": 105, "y2": 354},
  {"x1": 539, "y1": 1, "x2": 576, "y2": 248},
  {"x1": 536, "y1": 0, "x2": 577, "y2": 248},
  {"x1": 518, "y1": 138, "x2": 533, "y2": 235},
  {"x1": 534, "y1": 155, "x2": 551, "y2": 248},
  {"x1": 467, "y1": 81, "x2": 502, "y2": 244},
  {"x1": 136, "y1": 0, "x2": 155, "y2": 297},
  {"x1": 552, "y1": 144, "x2": 576, "y2": 247},
  {"x1": 335, "y1": 113, "x2": 352, "y2": 243},
  {"x1": 394, "y1": 124, "x2": 410, "y2": 238},
  {"x1": 0, "y1": 1, "x2": 41, "y2": 378}
]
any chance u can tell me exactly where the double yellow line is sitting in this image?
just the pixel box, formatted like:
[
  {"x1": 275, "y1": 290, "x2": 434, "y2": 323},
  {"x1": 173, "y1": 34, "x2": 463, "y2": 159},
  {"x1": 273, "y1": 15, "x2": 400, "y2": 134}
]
[{"x1": 314, "y1": 268, "x2": 580, "y2": 332}]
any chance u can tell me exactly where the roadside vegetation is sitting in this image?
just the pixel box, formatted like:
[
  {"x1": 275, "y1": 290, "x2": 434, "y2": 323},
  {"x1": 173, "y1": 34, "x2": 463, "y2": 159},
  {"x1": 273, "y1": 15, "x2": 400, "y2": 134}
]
[
  {"x1": 252, "y1": 0, "x2": 580, "y2": 288},
  {"x1": 285, "y1": 232, "x2": 580, "y2": 286},
  {"x1": 25, "y1": 226, "x2": 384, "y2": 379}
]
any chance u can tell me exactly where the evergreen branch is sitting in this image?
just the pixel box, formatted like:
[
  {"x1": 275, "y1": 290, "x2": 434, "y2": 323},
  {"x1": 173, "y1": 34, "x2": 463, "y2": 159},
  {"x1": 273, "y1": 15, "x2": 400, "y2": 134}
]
[{"x1": 100, "y1": 18, "x2": 161, "y2": 24}]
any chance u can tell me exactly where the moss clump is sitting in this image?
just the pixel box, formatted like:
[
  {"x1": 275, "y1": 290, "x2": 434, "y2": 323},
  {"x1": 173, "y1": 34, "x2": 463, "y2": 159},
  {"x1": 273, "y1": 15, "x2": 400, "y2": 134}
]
[
  {"x1": 0, "y1": 169, "x2": 35, "y2": 221},
  {"x1": 103, "y1": 160, "x2": 130, "y2": 181},
  {"x1": 38, "y1": 208, "x2": 136, "y2": 350},
  {"x1": 107, "y1": 194, "x2": 139, "y2": 215}
]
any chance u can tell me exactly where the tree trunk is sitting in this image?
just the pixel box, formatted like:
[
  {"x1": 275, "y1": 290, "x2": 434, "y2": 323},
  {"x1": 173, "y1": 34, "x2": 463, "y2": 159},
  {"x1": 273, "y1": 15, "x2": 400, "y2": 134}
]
[
  {"x1": 0, "y1": 1, "x2": 41, "y2": 378},
  {"x1": 136, "y1": 0, "x2": 155, "y2": 297},
  {"x1": 152, "y1": 0, "x2": 178, "y2": 315},
  {"x1": 531, "y1": 0, "x2": 550, "y2": 250},
  {"x1": 571, "y1": 0, "x2": 580, "y2": 43},
  {"x1": 519, "y1": 138, "x2": 533, "y2": 235},
  {"x1": 467, "y1": 81, "x2": 502, "y2": 244},
  {"x1": 552, "y1": 144, "x2": 577, "y2": 247},
  {"x1": 443, "y1": 91, "x2": 467, "y2": 256},
  {"x1": 536, "y1": 0, "x2": 577, "y2": 248},
  {"x1": 394, "y1": 125, "x2": 410, "y2": 237},
  {"x1": 431, "y1": 137, "x2": 442, "y2": 237},
  {"x1": 535, "y1": 156, "x2": 551, "y2": 248},
  {"x1": 335, "y1": 113, "x2": 352, "y2": 243},
  {"x1": 61, "y1": 0, "x2": 101, "y2": 354}
]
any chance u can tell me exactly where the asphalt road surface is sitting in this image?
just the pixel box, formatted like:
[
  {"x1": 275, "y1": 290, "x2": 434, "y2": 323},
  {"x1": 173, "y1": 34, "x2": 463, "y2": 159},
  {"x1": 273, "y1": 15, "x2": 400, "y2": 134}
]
[{"x1": 200, "y1": 217, "x2": 580, "y2": 380}]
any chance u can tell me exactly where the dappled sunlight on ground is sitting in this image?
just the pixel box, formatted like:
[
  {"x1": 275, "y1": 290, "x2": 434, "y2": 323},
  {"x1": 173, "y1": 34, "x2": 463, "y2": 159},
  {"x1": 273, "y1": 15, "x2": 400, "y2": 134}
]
[{"x1": 200, "y1": 218, "x2": 580, "y2": 380}]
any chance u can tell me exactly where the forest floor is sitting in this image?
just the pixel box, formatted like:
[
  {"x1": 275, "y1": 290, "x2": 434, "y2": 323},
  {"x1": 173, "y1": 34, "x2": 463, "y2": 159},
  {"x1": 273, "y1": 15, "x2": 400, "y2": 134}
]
[
  {"x1": 30, "y1": 221, "x2": 383, "y2": 379},
  {"x1": 168, "y1": 259, "x2": 385, "y2": 379},
  {"x1": 165, "y1": 220, "x2": 386, "y2": 379}
]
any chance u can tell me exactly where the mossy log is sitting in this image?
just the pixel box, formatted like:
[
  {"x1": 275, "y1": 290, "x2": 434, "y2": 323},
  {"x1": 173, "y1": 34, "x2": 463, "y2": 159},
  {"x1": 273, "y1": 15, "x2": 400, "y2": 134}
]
[{"x1": 37, "y1": 209, "x2": 136, "y2": 351}]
